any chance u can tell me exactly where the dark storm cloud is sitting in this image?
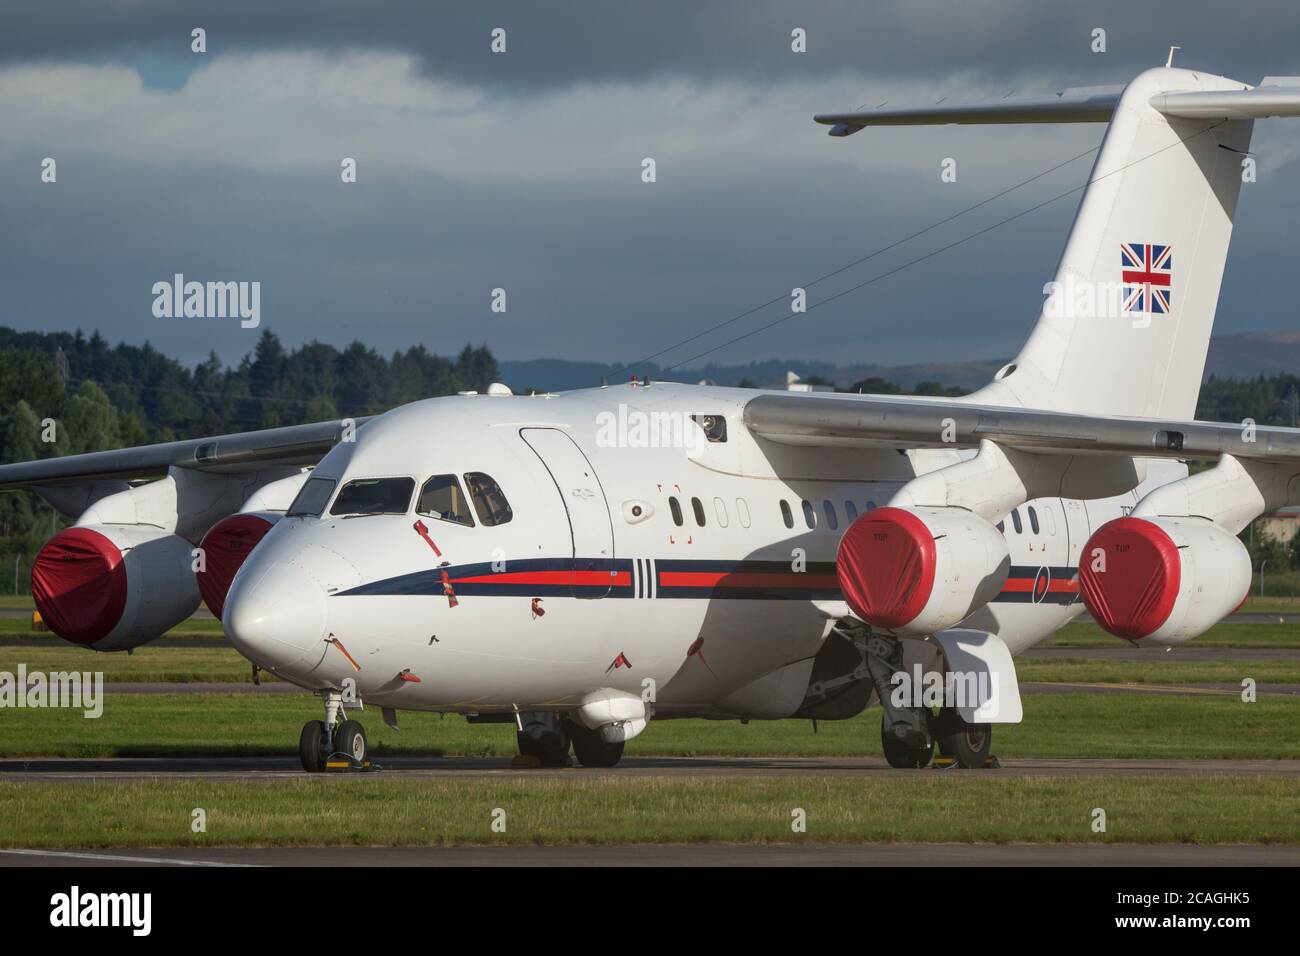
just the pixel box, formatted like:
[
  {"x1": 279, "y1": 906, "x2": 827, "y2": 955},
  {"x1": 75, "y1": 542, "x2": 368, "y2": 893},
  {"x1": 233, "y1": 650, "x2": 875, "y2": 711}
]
[
  {"x1": 2, "y1": 0, "x2": 1299, "y2": 373},
  {"x1": 3, "y1": 0, "x2": 1298, "y2": 89}
]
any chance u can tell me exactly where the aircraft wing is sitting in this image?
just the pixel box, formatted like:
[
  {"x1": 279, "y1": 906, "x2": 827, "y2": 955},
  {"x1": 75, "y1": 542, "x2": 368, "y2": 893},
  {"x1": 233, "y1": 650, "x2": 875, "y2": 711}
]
[
  {"x1": 0, "y1": 417, "x2": 370, "y2": 491},
  {"x1": 742, "y1": 392, "x2": 1300, "y2": 463}
]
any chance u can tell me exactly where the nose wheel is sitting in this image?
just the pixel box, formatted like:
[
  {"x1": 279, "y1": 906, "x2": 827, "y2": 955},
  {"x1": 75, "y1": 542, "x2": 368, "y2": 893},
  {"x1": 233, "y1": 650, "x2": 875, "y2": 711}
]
[
  {"x1": 299, "y1": 690, "x2": 370, "y2": 772},
  {"x1": 299, "y1": 719, "x2": 327, "y2": 772}
]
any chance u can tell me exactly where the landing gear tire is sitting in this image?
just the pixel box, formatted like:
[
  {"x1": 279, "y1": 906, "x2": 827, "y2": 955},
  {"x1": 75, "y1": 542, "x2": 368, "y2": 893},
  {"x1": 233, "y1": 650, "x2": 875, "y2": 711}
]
[
  {"x1": 516, "y1": 723, "x2": 571, "y2": 767},
  {"x1": 880, "y1": 716, "x2": 932, "y2": 769},
  {"x1": 298, "y1": 720, "x2": 326, "y2": 773},
  {"x1": 934, "y1": 709, "x2": 991, "y2": 768},
  {"x1": 567, "y1": 721, "x2": 625, "y2": 768},
  {"x1": 335, "y1": 719, "x2": 367, "y2": 765}
]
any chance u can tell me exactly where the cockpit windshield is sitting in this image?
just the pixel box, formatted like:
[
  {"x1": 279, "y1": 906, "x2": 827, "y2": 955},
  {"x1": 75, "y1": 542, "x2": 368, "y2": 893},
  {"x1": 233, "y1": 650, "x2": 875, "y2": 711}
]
[
  {"x1": 328, "y1": 477, "x2": 415, "y2": 517},
  {"x1": 416, "y1": 474, "x2": 475, "y2": 526},
  {"x1": 465, "y1": 472, "x2": 513, "y2": 526},
  {"x1": 286, "y1": 476, "x2": 337, "y2": 517}
]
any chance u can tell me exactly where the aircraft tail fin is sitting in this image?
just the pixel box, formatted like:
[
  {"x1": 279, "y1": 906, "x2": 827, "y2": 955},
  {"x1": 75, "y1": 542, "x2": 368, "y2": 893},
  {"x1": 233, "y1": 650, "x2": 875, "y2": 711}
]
[{"x1": 822, "y1": 68, "x2": 1300, "y2": 419}]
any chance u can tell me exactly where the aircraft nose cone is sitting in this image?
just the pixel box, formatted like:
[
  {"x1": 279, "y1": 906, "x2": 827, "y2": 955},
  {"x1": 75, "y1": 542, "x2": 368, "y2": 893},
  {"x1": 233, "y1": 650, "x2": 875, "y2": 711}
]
[{"x1": 224, "y1": 561, "x2": 328, "y2": 666}]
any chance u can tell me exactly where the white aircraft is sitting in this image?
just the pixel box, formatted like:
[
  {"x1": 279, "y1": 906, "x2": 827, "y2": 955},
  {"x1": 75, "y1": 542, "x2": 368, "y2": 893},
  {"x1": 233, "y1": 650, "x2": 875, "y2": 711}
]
[{"x1": 6, "y1": 65, "x2": 1300, "y2": 772}]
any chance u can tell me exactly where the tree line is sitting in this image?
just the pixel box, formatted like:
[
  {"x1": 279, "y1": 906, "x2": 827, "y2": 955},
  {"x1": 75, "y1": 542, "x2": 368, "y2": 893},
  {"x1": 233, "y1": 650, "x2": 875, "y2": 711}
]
[{"x1": 0, "y1": 327, "x2": 497, "y2": 575}]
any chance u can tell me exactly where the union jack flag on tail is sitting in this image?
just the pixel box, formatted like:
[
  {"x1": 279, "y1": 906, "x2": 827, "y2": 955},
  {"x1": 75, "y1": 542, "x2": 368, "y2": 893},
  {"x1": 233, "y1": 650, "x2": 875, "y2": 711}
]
[{"x1": 1121, "y1": 242, "x2": 1172, "y2": 314}]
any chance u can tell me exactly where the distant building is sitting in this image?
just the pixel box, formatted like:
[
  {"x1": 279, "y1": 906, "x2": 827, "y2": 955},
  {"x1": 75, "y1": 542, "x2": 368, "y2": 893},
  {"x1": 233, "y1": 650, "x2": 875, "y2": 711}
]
[
  {"x1": 1259, "y1": 507, "x2": 1300, "y2": 544},
  {"x1": 784, "y1": 371, "x2": 834, "y2": 393}
]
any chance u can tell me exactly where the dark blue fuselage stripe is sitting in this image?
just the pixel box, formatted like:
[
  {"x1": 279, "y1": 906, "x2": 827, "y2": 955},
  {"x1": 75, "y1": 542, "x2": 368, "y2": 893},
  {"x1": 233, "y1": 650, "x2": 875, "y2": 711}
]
[{"x1": 337, "y1": 556, "x2": 1078, "y2": 605}]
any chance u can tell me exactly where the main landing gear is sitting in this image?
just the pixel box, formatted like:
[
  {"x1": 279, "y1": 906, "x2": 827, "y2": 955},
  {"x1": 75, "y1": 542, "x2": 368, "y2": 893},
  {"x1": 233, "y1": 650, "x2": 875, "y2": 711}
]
[
  {"x1": 860, "y1": 626, "x2": 995, "y2": 770},
  {"x1": 880, "y1": 708, "x2": 993, "y2": 769},
  {"x1": 513, "y1": 712, "x2": 626, "y2": 768},
  {"x1": 299, "y1": 689, "x2": 370, "y2": 772}
]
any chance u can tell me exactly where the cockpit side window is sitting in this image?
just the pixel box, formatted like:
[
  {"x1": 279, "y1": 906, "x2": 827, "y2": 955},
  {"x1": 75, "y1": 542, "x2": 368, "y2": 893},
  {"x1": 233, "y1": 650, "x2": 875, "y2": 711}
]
[
  {"x1": 417, "y1": 474, "x2": 475, "y2": 526},
  {"x1": 328, "y1": 477, "x2": 414, "y2": 517},
  {"x1": 286, "y1": 476, "x2": 337, "y2": 517},
  {"x1": 464, "y1": 472, "x2": 513, "y2": 527}
]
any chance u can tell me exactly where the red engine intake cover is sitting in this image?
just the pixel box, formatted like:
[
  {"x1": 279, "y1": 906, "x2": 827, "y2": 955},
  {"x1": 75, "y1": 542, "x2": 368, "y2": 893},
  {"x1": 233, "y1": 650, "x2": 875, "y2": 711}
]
[
  {"x1": 1078, "y1": 517, "x2": 1181, "y2": 640},
  {"x1": 197, "y1": 513, "x2": 274, "y2": 620},
  {"x1": 30, "y1": 527, "x2": 128, "y2": 646},
  {"x1": 836, "y1": 507, "x2": 936, "y2": 629}
]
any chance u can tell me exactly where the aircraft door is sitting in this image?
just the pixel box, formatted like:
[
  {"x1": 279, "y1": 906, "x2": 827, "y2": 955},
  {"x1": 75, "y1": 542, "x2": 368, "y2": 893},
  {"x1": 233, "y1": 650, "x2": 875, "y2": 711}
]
[
  {"x1": 1062, "y1": 498, "x2": 1090, "y2": 599},
  {"x1": 520, "y1": 428, "x2": 615, "y2": 598}
]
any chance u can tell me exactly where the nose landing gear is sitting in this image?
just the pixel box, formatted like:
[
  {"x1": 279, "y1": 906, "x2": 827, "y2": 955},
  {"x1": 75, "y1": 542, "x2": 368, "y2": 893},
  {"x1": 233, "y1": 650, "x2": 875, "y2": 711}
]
[{"x1": 299, "y1": 689, "x2": 371, "y2": 772}]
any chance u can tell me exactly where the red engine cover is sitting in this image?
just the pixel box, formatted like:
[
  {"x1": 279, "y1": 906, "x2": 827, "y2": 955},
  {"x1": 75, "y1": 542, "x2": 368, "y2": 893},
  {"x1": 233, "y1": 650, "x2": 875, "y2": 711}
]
[
  {"x1": 836, "y1": 507, "x2": 936, "y2": 629},
  {"x1": 197, "y1": 513, "x2": 274, "y2": 620},
  {"x1": 1078, "y1": 517, "x2": 1181, "y2": 640},
  {"x1": 30, "y1": 527, "x2": 128, "y2": 646}
]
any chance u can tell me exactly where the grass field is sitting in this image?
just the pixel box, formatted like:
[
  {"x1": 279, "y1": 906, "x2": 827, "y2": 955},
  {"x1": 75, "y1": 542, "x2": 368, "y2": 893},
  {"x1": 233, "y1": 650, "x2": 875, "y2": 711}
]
[
  {"x1": 3, "y1": 620, "x2": 1298, "y2": 685},
  {"x1": 0, "y1": 774, "x2": 1294, "y2": 847},
  {"x1": 1044, "y1": 620, "x2": 1300, "y2": 648},
  {"x1": 1, "y1": 613, "x2": 1296, "y2": 849},
  {"x1": 2, "y1": 641, "x2": 1298, "y2": 686}
]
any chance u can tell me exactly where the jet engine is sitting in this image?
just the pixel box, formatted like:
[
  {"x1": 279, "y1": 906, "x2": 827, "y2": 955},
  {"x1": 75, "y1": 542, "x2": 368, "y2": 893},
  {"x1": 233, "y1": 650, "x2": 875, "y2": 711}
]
[
  {"x1": 31, "y1": 524, "x2": 201, "y2": 651},
  {"x1": 195, "y1": 511, "x2": 280, "y2": 620},
  {"x1": 836, "y1": 506, "x2": 1010, "y2": 636},
  {"x1": 1078, "y1": 516, "x2": 1251, "y2": 645}
]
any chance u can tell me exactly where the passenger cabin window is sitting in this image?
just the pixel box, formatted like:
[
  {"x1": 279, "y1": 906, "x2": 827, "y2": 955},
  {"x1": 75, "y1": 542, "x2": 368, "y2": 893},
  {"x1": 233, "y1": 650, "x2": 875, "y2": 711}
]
[
  {"x1": 464, "y1": 472, "x2": 513, "y2": 527},
  {"x1": 780, "y1": 500, "x2": 794, "y2": 529},
  {"x1": 329, "y1": 477, "x2": 414, "y2": 517},
  {"x1": 823, "y1": 500, "x2": 838, "y2": 530},
  {"x1": 416, "y1": 475, "x2": 475, "y2": 526},
  {"x1": 802, "y1": 500, "x2": 816, "y2": 529},
  {"x1": 691, "y1": 497, "x2": 707, "y2": 527},
  {"x1": 1028, "y1": 506, "x2": 1040, "y2": 535},
  {"x1": 669, "y1": 496, "x2": 684, "y2": 526},
  {"x1": 1011, "y1": 509, "x2": 1023, "y2": 534},
  {"x1": 845, "y1": 500, "x2": 858, "y2": 522},
  {"x1": 287, "y1": 476, "x2": 337, "y2": 517}
]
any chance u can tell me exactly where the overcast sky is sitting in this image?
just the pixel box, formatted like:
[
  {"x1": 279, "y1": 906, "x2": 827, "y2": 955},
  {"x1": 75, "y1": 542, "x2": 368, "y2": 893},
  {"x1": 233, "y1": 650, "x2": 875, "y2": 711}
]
[{"x1": 2, "y1": 0, "x2": 1299, "y2": 371}]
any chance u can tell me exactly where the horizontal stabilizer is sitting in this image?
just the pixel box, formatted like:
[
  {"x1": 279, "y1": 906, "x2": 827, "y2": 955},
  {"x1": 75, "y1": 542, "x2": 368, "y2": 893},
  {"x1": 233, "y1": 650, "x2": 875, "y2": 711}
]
[
  {"x1": 1151, "y1": 84, "x2": 1300, "y2": 119},
  {"x1": 815, "y1": 86, "x2": 1123, "y2": 134}
]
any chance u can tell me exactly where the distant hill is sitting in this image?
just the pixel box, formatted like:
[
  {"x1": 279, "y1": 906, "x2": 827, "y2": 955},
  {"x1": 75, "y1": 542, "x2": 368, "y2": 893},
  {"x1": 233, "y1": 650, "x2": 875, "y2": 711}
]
[
  {"x1": 1203, "y1": 331, "x2": 1300, "y2": 379},
  {"x1": 500, "y1": 331, "x2": 1300, "y2": 393}
]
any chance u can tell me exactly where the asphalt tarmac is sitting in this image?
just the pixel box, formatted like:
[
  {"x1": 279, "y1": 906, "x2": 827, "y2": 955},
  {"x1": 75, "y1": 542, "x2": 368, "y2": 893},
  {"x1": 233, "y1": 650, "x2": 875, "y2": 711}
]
[{"x1": 3, "y1": 754, "x2": 1297, "y2": 782}]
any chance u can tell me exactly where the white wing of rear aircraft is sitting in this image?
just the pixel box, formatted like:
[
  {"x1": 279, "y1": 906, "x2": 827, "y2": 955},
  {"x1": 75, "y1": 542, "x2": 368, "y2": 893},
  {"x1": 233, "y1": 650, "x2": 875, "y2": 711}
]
[{"x1": 0, "y1": 417, "x2": 369, "y2": 490}]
